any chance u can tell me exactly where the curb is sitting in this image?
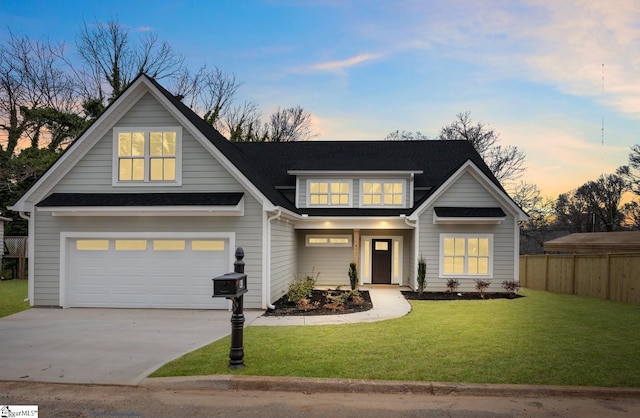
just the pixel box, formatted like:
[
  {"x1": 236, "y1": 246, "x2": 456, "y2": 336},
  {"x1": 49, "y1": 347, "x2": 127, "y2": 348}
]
[{"x1": 141, "y1": 375, "x2": 640, "y2": 399}]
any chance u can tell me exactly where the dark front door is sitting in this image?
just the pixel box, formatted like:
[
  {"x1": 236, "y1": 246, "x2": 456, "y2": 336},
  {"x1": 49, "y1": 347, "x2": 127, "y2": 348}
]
[{"x1": 372, "y1": 239, "x2": 392, "y2": 284}]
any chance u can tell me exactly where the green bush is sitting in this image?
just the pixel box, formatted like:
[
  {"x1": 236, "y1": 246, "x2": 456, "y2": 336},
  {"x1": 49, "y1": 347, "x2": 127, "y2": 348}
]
[
  {"x1": 348, "y1": 262, "x2": 358, "y2": 290},
  {"x1": 417, "y1": 255, "x2": 426, "y2": 295},
  {"x1": 287, "y1": 270, "x2": 318, "y2": 304}
]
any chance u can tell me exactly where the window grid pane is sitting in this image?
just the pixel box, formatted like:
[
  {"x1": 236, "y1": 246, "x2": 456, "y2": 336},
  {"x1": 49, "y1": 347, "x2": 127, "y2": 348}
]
[
  {"x1": 442, "y1": 236, "x2": 491, "y2": 276},
  {"x1": 116, "y1": 130, "x2": 177, "y2": 183},
  {"x1": 309, "y1": 181, "x2": 349, "y2": 206},
  {"x1": 362, "y1": 181, "x2": 403, "y2": 206}
]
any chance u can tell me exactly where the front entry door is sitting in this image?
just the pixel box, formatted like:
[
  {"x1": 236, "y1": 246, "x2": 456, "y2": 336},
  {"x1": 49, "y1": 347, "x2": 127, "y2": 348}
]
[{"x1": 372, "y1": 239, "x2": 392, "y2": 284}]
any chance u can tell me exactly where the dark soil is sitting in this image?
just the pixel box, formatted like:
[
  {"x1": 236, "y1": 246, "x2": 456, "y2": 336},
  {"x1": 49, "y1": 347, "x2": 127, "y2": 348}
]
[
  {"x1": 402, "y1": 291, "x2": 524, "y2": 301},
  {"x1": 264, "y1": 289, "x2": 373, "y2": 316}
]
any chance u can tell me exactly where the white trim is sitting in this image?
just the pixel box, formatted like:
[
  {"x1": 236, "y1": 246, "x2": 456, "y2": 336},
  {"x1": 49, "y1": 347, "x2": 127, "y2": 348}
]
[
  {"x1": 438, "y1": 233, "x2": 494, "y2": 279},
  {"x1": 9, "y1": 76, "x2": 276, "y2": 213},
  {"x1": 9, "y1": 78, "x2": 150, "y2": 212},
  {"x1": 288, "y1": 170, "x2": 423, "y2": 176},
  {"x1": 39, "y1": 199, "x2": 244, "y2": 217},
  {"x1": 28, "y1": 212, "x2": 35, "y2": 306},
  {"x1": 295, "y1": 216, "x2": 412, "y2": 230},
  {"x1": 410, "y1": 160, "x2": 528, "y2": 222},
  {"x1": 433, "y1": 215, "x2": 506, "y2": 225},
  {"x1": 111, "y1": 127, "x2": 183, "y2": 187},
  {"x1": 305, "y1": 234, "x2": 352, "y2": 247},
  {"x1": 306, "y1": 179, "x2": 353, "y2": 208},
  {"x1": 359, "y1": 179, "x2": 406, "y2": 208},
  {"x1": 59, "y1": 231, "x2": 235, "y2": 308},
  {"x1": 359, "y1": 235, "x2": 403, "y2": 285}
]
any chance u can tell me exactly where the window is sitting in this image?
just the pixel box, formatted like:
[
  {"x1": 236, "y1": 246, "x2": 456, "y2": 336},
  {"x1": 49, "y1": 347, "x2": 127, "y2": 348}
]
[
  {"x1": 308, "y1": 181, "x2": 351, "y2": 206},
  {"x1": 76, "y1": 240, "x2": 109, "y2": 251},
  {"x1": 114, "y1": 127, "x2": 181, "y2": 185},
  {"x1": 361, "y1": 181, "x2": 404, "y2": 206},
  {"x1": 306, "y1": 235, "x2": 352, "y2": 247},
  {"x1": 440, "y1": 234, "x2": 492, "y2": 277}
]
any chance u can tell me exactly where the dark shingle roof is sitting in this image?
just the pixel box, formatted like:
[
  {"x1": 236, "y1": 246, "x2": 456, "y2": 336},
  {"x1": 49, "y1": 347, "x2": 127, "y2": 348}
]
[
  {"x1": 37, "y1": 193, "x2": 244, "y2": 207},
  {"x1": 434, "y1": 207, "x2": 507, "y2": 218}
]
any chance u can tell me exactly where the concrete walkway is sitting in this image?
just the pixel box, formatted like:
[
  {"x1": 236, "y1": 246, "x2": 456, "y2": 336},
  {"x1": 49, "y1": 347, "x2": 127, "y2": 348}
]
[{"x1": 249, "y1": 285, "x2": 411, "y2": 326}]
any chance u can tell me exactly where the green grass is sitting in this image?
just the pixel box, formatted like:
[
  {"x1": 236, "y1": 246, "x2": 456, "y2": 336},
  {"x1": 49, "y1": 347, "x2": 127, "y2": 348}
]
[
  {"x1": 0, "y1": 279, "x2": 30, "y2": 318},
  {"x1": 153, "y1": 289, "x2": 640, "y2": 388}
]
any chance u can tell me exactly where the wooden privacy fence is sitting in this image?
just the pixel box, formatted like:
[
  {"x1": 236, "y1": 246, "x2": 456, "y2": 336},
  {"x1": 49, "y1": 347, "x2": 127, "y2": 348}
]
[{"x1": 519, "y1": 253, "x2": 640, "y2": 304}]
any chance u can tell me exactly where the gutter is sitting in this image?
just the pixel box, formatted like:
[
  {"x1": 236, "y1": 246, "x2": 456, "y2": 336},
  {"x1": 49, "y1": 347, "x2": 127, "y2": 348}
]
[{"x1": 265, "y1": 208, "x2": 282, "y2": 309}]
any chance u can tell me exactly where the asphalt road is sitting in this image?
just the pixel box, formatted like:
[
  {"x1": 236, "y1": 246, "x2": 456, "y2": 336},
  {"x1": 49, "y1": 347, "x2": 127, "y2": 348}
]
[{"x1": 2, "y1": 381, "x2": 640, "y2": 418}]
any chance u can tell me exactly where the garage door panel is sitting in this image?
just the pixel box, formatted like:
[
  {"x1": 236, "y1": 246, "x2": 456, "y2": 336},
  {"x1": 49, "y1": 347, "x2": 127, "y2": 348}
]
[{"x1": 69, "y1": 237, "x2": 230, "y2": 309}]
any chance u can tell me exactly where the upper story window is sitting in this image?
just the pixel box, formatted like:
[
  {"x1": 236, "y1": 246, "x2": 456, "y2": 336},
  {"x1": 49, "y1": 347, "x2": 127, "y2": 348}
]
[
  {"x1": 361, "y1": 181, "x2": 404, "y2": 206},
  {"x1": 308, "y1": 180, "x2": 351, "y2": 206},
  {"x1": 113, "y1": 127, "x2": 181, "y2": 186}
]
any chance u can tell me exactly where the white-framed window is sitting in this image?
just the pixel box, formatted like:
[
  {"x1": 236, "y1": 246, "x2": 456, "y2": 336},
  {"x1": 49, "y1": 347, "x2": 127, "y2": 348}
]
[
  {"x1": 360, "y1": 180, "x2": 404, "y2": 206},
  {"x1": 306, "y1": 234, "x2": 352, "y2": 247},
  {"x1": 439, "y1": 234, "x2": 493, "y2": 277},
  {"x1": 113, "y1": 127, "x2": 182, "y2": 186},
  {"x1": 307, "y1": 180, "x2": 351, "y2": 206}
]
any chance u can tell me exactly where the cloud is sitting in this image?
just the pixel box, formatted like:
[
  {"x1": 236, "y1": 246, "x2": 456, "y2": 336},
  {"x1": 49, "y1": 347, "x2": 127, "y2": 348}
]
[{"x1": 289, "y1": 52, "x2": 384, "y2": 74}]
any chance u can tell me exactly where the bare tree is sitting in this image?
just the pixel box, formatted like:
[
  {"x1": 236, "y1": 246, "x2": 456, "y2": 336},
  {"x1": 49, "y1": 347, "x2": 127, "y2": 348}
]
[
  {"x1": 437, "y1": 111, "x2": 526, "y2": 183},
  {"x1": 75, "y1": 17, "x2": 184, "y2": 103},
  {"x1": 385, "y1": 130, "x2": 429, "y2": 141},
  {"x1": 170, "y1": 65, "x2": 241, "y2": 130},
  {"x1": 263, "y1": 106, "x2": 313, "y2": 142},
  {"x1": 618, "y1": 144, "x2": 640, "y2": 197},
  {"x1": 509, "y1": 181, "x2": 552, "y2": 230}
]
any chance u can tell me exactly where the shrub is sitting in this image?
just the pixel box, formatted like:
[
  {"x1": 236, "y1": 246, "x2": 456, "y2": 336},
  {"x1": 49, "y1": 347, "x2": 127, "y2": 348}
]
[
  {"x1": 296, "y1": 298, "x2": 320, "y2": 311},
  {"x1": 417, "y1": 255, "x2": 427, "y2": 295},
  {"x1": 348, "y1": 262, "x2": 358, "y2": 290},
  {"x1": 287, "y1": 270, "x2": 318, "y2": 304},
  {"x1": 501, "y1": 280, "x2": 520, "y2": 297},
  {"x1": 474, "y1": 279, "x2": 492, "y2": 299},
  {"x1": 323, "y1": 288, "x2": 360, "y2": 312},
  {"x1": 446, "y1": 278, "x2": 460, "y2": 294}
]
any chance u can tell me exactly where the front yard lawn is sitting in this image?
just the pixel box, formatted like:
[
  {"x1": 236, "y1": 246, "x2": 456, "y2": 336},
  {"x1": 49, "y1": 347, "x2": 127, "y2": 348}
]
[
  {"x1": 0, "y1": 279, "x2": 29, "y2": 318},
  {"x1": 153, "y1": 289, "x2": 640, "y2": 388}
]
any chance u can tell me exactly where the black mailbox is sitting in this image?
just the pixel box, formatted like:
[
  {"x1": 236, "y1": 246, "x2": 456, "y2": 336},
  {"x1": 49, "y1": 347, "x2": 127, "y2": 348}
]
[{"x1": 213, "y1": 271, "x2": 247, "y2": 298}]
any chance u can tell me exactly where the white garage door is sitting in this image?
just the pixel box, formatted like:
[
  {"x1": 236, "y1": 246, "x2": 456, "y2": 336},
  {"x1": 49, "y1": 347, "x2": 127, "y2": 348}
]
[{"x1": 68, "y1": 237, "x2": 231, "y2": 309}]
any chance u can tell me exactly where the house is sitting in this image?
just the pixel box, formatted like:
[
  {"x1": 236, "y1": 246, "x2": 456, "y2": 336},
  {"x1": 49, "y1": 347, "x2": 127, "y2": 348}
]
[
  {"x1": 9, "y1": 74, "x2": 528, "y2": 310},
  {"x1": 544, "y1": 231, "x2": 640, "y2": 254}
]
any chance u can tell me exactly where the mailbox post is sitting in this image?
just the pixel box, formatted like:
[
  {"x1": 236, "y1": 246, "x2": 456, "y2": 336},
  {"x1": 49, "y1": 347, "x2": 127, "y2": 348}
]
[{"x1": 212, "y1": 247, "x2": 248, "y2": 369}]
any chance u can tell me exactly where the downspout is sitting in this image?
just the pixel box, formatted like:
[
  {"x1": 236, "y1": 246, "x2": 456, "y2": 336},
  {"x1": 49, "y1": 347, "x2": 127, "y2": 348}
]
[
  {"x1": 19, "y1": 212, "x2": 32, "y2": 303},
  {"x1": 265, "y1": 208, "x2": 282, "y2": 309},
  {"x1": 401, "y1": 215, "x2": 419, "y2": 290}
]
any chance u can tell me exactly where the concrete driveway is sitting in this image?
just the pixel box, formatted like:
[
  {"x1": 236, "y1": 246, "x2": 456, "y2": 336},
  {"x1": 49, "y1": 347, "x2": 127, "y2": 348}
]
[{"x1": 0, "y1": 307, "x2": 262, "y2": 385}]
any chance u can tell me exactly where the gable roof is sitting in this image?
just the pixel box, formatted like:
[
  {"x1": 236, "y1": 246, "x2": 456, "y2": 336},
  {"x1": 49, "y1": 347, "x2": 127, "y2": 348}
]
[{"x1": 10, "y1": 73, "x2": 523, "y2": 220}]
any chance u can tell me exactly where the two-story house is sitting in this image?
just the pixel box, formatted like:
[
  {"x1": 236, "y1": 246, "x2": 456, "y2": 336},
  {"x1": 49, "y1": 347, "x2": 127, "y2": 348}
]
[{"x1": 9, "y1": 74, "x2": 527, "y2": 310}]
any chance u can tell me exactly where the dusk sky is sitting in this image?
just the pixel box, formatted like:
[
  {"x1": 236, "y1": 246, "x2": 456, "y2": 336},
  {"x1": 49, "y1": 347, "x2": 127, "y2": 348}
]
[{"x1": 2, "y1": 0, "x2": 639, "y2": 199}]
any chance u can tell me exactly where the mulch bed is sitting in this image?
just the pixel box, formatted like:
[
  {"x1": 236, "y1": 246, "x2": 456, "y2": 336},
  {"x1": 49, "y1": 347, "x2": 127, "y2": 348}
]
[
  {"x1": 264, "y1": 289, "x2": 373, "y2": 316},
  {"x1": 402, "y1": 291, "x2": 524, "y2": 301}
]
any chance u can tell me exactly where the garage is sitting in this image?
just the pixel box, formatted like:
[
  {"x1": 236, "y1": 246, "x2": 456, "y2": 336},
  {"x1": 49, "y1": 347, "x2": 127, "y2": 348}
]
[{"x1": 66, "y1": 235, "x2": 232, "y2": 309}]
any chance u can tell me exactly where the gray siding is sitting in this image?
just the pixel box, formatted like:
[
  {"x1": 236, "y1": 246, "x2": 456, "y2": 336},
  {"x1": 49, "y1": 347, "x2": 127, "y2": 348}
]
[
  {"x1": 297, "y1": 229, "x2": 353, "y2": 286},
  {"x1": 32, "y1": 92, "x2": 266, "y2": 309},
  {"x1": 296, "y1": 176, "x2": 411, "y2": 209},
  {"x1": 418, "y1": 171, "x2": 516, "y2": 292},
  {"x1": 32, "y1": 194, "x2": 264, "y2": 308},
  {"x1": 270, "y1": 218, "x2": 297, "y2": 304},
  {"x1": 53, "y1": 92, "x2": 243, "y2": 193}
]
